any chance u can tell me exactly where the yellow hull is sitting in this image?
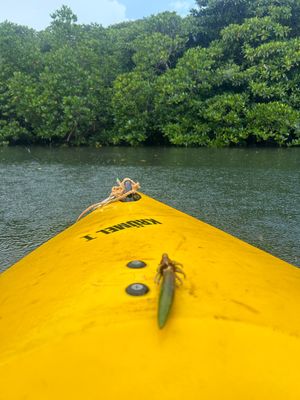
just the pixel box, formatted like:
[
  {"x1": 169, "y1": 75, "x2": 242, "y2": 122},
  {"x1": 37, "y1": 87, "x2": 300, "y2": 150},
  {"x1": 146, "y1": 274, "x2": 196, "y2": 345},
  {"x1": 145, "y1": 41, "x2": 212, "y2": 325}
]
[{"x1": 1, "y1": 193, "x2": 300, "y2": 399}]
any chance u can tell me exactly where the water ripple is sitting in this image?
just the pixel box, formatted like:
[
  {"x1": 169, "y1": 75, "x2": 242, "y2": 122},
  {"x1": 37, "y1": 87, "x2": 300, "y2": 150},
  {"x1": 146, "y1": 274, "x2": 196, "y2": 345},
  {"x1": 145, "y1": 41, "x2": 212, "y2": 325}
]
[{"x1": 0, "y1": 146, "x2": 299, "y2": 271}]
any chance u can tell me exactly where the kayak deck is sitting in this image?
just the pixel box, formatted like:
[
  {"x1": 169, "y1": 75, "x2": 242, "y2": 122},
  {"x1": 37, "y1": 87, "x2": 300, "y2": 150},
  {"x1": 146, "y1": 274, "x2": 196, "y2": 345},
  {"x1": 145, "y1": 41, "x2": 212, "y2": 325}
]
[{"x1": 0, "y1": 193, "x2": 300, "y2": 399}]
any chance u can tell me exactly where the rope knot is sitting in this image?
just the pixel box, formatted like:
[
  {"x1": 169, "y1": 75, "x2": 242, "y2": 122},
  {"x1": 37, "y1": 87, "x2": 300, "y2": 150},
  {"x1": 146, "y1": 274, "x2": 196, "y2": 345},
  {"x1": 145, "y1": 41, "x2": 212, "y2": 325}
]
[{"x1": 77, "y1": 178, "x2": 140, "y2": 221}]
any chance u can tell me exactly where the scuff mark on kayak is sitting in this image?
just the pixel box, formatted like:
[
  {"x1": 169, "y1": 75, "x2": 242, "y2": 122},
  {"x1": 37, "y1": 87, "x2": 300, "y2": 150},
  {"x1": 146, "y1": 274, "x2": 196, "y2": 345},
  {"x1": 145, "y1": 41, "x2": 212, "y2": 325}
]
[
  {"x1": 188, "y1": 283, "x2": 198, "y2": 298},
  {"x1": 230, "y1": 299, "x2": 260, "y2": 314}
]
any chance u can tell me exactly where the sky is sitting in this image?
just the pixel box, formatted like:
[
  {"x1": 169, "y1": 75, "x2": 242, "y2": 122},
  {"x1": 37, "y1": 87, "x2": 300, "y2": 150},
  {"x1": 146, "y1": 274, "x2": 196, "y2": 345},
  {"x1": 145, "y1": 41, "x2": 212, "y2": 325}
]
[{"x1": 0, "y1": 0, "x2": 196, "y2": 30}]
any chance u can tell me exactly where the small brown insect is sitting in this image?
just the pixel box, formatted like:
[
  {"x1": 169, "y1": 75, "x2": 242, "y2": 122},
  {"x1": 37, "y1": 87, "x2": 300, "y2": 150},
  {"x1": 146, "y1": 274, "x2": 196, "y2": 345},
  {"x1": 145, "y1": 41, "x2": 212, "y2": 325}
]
[{"x1": 155, "y1": 253, "x2": 185, "y2": 285}]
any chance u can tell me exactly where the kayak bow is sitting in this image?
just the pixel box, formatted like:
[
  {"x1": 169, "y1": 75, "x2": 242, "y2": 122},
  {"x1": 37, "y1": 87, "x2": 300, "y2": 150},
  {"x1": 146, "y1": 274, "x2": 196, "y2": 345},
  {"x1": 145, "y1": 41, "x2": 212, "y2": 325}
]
[{"x1": 0, "y1": 189, "x2": 300, "y2": 399}]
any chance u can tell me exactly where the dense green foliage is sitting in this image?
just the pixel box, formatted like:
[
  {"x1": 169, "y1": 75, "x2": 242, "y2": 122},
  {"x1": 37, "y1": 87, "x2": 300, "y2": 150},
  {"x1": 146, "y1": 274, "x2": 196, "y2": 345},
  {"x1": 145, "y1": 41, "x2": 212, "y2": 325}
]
[{"x1": 1, "y1": 1, "x2": 300, "y2": 146}]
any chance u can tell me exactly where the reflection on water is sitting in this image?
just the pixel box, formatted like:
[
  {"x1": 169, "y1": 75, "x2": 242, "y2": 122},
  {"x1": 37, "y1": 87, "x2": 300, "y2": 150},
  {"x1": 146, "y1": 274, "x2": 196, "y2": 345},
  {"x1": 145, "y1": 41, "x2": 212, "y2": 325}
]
[{"x1": 0, "y1": 146, "x2": 299, "y2": 271}]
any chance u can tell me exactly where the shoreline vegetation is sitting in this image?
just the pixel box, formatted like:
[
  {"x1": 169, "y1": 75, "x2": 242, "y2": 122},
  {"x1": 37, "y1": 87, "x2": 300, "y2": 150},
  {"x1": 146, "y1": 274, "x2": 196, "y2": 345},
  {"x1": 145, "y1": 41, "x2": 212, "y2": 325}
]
[{"x1": 0, "y1": 0, "x2": 300, "y2": 148}]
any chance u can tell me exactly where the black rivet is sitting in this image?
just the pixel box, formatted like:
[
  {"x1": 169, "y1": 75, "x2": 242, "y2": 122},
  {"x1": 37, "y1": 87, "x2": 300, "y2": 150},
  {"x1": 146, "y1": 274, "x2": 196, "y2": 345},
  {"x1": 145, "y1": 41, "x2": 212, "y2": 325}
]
[
  {"x1": 125, "y1": 283, "x2": 149, "y2": 296},
  {"x1": 127, "y1": 260, "x2": 147, "y2": 269}
]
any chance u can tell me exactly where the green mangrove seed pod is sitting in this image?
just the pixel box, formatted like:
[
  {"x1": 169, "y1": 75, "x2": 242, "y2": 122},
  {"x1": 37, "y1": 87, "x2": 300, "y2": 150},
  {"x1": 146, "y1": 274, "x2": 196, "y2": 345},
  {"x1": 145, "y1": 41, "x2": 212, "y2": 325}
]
[{"x1": 158, "y1": 269, "x2": 175, "y2": 329}]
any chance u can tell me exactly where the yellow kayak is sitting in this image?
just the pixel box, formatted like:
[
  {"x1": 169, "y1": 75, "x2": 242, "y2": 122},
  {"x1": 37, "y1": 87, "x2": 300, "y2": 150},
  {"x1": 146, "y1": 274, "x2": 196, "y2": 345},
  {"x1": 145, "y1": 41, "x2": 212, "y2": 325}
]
[{"x1": 1, "y1": 184, "x2": 300, "y2": 399}]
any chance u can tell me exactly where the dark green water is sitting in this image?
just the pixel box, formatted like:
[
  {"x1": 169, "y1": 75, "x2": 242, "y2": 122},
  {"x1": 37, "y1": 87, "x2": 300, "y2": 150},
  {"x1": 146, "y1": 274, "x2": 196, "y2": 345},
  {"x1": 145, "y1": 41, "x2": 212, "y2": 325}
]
[{"x1": 0, "y1": 146, "x2": 299, "y2": 272}]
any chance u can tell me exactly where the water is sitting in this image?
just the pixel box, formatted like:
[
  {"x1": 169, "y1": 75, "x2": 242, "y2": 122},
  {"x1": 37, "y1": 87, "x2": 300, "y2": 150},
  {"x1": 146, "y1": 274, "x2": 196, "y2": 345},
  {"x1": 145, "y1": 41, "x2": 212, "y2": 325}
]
[{"x1": 0, "y1": 146, "x2": 299, "y2": 271}]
